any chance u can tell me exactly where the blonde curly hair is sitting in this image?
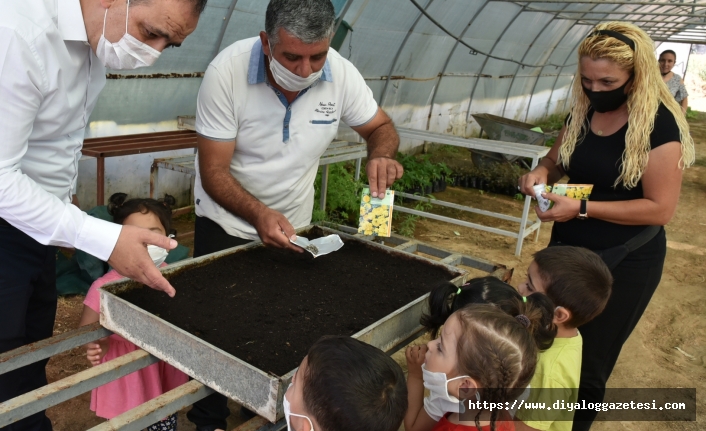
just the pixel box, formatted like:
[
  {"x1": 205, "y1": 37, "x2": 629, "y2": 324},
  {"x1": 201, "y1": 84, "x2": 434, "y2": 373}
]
[{"x1": 560, "y1": 22, "x2": 695, "y2": 189}]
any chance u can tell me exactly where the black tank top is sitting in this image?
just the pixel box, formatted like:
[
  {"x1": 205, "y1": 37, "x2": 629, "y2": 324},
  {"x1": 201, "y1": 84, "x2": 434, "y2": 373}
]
[{"x1": 551, "y1": 104, "x2": 681, "y2": 250}]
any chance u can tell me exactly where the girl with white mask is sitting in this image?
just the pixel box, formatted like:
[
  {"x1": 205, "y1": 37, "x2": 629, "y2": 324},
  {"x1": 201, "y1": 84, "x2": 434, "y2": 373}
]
[
  {"x1": 404, "y1": 304, "x2": 541, "y2": 431},
  {"x1": 79, "y1": 193, "x2": 184, "y2": 430}
]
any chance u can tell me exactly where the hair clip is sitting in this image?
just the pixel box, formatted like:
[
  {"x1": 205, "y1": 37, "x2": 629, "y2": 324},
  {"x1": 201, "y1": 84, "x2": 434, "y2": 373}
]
[
  {"x1": 456, "y1": 287, "x2": 462, "y2": 295},
  {"x1": 522, "y1": 296, "x2": 527, "y2": 303},
  {"x1": 515, "y1": 314, "x2": 531, "y2": 328}
]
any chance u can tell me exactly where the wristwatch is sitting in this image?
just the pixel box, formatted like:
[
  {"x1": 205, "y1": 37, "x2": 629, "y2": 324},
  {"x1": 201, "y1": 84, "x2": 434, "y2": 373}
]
[{"x1": 578, "y1": 199, "x2": 588, "y2": 220}]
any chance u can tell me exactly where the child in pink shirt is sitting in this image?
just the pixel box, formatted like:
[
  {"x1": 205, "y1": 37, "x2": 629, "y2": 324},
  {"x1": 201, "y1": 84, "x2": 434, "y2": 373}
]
[{"x1": 79, "y1": 193, "x2": 187, "y2": 430}]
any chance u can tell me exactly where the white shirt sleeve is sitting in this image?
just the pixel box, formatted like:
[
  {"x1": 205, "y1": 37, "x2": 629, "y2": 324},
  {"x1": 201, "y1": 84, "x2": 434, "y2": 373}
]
[
  {"x1": 0, "y1": 28, "x2": 121, "y2": 261},
  {"x1": 195, "y1": 64, "x2": 238, "y2": 141},
  {"x1": 338, "y1": 57, "x2": 380, "y2": 127}
]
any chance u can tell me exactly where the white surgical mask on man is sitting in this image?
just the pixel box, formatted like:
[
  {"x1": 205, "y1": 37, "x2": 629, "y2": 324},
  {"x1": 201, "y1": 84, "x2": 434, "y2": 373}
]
[
  {"x1": 422, "y1": 364, "x2": 475, "y2": 421},
  {"x1": 268, "y1": 42, "x2": 323, "y2": 92},
  {"x1": 283, "y1": 384, "x2": 315, "y2": 431},
  {"x1": 96, "y1": 0, "x2": 161, "y2": 69}
]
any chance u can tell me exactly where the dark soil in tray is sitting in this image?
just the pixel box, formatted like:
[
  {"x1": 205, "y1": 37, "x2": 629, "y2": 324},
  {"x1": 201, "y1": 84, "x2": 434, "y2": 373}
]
[{"x1": 119, "y1": 228, "x2": 458, "y2": 376}]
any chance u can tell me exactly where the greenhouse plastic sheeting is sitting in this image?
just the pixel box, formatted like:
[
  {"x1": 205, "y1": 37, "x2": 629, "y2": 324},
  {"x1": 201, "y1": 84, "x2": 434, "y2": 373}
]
[{"x1": 88, "y1": 0, "x2": 702, "y2": 140}]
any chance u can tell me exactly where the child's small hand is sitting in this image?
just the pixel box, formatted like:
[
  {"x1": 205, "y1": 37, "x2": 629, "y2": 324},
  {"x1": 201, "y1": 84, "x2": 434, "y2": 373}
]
[
  {"x1": 86, "y1": 337, "x2": 110, "y2": 366},
  {"x1": 405, "y1": 345, "x2": 428, "y2": 379}
]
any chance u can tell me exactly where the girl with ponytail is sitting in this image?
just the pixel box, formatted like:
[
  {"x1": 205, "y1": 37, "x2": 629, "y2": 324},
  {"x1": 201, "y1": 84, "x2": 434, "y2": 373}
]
[
  {"x1": 421, "y1": 276, "x2": 556, "y2": 351},
  {"x1": 405, "y1": 303, "x2": 547, "y2": 431}
]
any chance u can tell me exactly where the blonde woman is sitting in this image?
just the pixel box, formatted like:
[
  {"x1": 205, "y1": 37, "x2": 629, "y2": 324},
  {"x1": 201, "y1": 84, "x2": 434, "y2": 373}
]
[{"x1": 519, "y1": 22, "x2": 694, "y2": 431}]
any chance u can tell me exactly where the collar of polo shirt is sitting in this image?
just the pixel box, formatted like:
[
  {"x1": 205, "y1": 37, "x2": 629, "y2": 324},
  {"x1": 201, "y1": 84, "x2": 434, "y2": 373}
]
[{"x1": 247, "y1": 39, "x2": 333, "y2": 86}]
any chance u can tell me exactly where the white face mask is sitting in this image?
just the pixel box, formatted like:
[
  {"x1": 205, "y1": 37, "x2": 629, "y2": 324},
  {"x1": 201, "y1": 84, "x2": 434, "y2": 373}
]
[
  {"x1": 283, "y1": 385, "x2": 315, "y2": 431},
  {"x1": 96, "y1": 0, "x2": 161, "y2": 69},
  {"x1": 422, "y1": 364, "x2": 474, "y2": 421},
  {"x1": 268, "y1": 43, "x2": 323, "y2": 92}
]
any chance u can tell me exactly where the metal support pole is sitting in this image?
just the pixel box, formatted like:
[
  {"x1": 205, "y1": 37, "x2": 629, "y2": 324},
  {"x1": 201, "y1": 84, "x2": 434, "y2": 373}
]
[
  {"x1": 0, "y1": 323, "x2": 111, "y2": 375},
  {"x1": 515, "y1": 154, "x2": 542, "y2": 256},
  {"x1": 212, "y1": 0, "x2": 240, "y2": 60},
  {"x1": 149, "y1": 160, "x2": 158, "y2": 199},
  {"x1": 0, "y1": 350, "x2": 159, "y2": 428},
  {"x1": 354, "y1": 158, "x2": 362, "y2": 181},
  {"x1": 86, "y1": 380, "x2": 214, "y2": 431},
  {"x1": 333, "y1": 0, "x2": 355, "y2": 34},
  {"x1": 320, "y1": 165, "x2": 329, "y2": 212}
]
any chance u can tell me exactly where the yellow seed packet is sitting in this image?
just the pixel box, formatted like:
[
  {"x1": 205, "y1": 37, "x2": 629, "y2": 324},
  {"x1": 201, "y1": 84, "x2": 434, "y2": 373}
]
[
  {"x1": 358, "y1": 187, "x2": 394, "y2": 237},
  {"x1": 551, "y1": 184, "x2": 594, "y2": 201}
]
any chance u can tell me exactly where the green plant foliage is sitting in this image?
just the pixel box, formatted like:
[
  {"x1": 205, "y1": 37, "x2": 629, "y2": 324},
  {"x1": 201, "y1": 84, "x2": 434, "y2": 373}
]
[
  {"x1": 395, "y1": 199, "x2": 433, "y2": 238},
  {"x1": 397, "y1": 214, "x2": 417, "y2": 237},
  {"x1": 174, "y1": 208, "x2": 196, "y2": 222},
  {"x1": 392, "y1": 153, "x2": 453, "y2": 192},
  {"x1": 535, "y1": 113, "x2": 566, "y2": 132},
  {"x1": 686, "y1": 106, "x2": 698, "y2": 120},
  {"x1": 313, "y1": 162, "x2": 364, "y2": 225}
]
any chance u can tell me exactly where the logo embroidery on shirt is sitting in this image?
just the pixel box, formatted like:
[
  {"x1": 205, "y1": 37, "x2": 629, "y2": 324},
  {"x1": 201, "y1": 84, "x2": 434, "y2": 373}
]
[{"x1": 315, "y1": 102, "x2": 337, "y2": 116}]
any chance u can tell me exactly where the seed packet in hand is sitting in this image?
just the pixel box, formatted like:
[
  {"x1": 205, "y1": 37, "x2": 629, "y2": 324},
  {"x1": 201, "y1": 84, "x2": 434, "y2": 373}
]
[
  {"x1": 290, "y1": 235, "x2": 344, "y2": 258},
  {"x1": 533, "y1": 184, "x2": 593, "y2": 212},
  {"x1": 358, "y1": 187, "x2": 394, "y2": 237},
  {"x1": 533, "y1": 184, "x2": 552, "y2": 212},
  {"x1": 551, "y1": 184, "x2": 594, "y2": 201}
]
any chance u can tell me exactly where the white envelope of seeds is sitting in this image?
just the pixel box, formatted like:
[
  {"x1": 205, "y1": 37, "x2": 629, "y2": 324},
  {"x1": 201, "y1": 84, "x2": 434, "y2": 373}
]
[{"x1": 290, "y1": 234, "x2": 344, "y2": 258}]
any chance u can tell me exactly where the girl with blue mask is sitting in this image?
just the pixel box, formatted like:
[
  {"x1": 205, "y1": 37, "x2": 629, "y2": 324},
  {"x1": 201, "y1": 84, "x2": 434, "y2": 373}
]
[{"x1": 404, "y1": 304, "x2": 541, "y2": 431}]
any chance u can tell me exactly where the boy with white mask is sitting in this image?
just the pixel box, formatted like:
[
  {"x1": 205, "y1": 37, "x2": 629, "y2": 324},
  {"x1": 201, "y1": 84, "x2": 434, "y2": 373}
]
[
  {"x1": 404, "y1": 304, "x2": 541, "y2": 431},
  {"x1": 0, "y1": 1, "x2": 203, "y2": 429},
  {"x1": 282, "y1": 336, "x2": 407, "y2": 431}
]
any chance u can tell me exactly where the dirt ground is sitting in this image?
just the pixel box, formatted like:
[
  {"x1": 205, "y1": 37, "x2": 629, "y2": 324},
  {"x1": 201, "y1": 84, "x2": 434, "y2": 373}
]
[{"x1": 45, "y1": 113, "x2": 705, "y2": 429}]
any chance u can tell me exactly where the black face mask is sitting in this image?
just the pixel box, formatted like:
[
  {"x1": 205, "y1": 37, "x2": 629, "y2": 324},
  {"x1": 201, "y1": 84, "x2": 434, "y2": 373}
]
[{"x1": 581, "y1": 77, "x2": 632, "y2": 113}]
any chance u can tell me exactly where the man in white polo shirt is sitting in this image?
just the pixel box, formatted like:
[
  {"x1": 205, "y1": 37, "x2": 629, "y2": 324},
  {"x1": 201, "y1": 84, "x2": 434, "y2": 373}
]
[{"x1": 188, "y1": 0, "x2": 403, "y2": 429}]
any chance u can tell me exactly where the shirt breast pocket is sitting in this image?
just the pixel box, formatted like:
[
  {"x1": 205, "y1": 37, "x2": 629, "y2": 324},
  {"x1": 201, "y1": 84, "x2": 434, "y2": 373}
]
[{"x1": 310, "y1": 118, "x2": 338, "y2": 125}]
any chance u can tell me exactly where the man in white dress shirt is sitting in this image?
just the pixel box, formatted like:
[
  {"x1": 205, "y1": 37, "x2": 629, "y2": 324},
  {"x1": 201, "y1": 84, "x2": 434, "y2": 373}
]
[{"x1": 0, "y1": 1, "x2": 204, "y2": 429}]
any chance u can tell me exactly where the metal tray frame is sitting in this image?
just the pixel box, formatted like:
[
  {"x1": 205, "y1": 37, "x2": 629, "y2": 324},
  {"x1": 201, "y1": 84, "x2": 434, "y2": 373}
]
[{"x1": 100, "y1": 225, "x2": 468, "y2": 422}]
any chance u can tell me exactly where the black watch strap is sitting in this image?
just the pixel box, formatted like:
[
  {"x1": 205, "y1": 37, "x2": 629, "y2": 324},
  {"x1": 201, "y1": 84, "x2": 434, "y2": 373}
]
[{"x1": 578, "y1": 199, "x2": 588, "y2": 219}]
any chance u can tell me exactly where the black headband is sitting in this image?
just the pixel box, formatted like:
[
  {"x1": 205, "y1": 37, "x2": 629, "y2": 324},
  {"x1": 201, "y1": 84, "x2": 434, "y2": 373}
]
[{"x1": 590, "y1": 29, "x2": 635, "y2": 51}]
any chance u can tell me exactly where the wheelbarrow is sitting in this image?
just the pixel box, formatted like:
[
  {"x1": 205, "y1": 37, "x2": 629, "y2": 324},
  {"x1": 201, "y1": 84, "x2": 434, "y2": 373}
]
[{"x1": 470, "y1": 113, "x2": 547, "y2": 168}]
